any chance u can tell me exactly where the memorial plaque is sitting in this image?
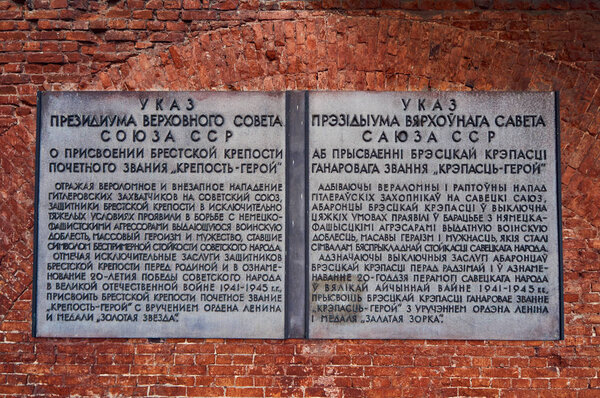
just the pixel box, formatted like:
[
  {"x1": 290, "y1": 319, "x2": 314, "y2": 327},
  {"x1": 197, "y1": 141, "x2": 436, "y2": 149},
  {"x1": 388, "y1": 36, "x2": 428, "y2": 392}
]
[
  {"x1": 35, "y1": 91, "x2": 563, "y2": 340},
  {"x1": 307, "y1": 92, "x2": 562, "y2": 339},
  {"x1": 35, "y1": 92, "x2": 286, "y2": 338}
]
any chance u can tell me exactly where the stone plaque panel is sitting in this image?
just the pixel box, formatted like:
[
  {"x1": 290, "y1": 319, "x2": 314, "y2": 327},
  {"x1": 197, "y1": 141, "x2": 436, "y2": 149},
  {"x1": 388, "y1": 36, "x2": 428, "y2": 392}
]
[
  {"x1": 307, "y1": 92, "x2": 562, "y2": 340},
  {"x1": 35, "y1": 91, "x2": 563, "y2": 340},
  {"x1": 35, "y1": 92, "x2": 286, "y2": 338}
]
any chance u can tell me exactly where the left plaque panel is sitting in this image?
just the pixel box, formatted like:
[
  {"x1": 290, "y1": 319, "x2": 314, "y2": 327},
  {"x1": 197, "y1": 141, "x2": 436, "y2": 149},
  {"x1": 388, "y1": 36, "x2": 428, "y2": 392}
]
[{"x1": 34, "y1": 92, "x2": 287, "y2": 338}]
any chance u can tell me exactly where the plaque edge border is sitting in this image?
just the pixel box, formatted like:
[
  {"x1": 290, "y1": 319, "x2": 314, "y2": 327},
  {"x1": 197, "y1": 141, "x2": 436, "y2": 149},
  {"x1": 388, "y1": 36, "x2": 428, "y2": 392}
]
[
  {"x1": 555, "y1": 90, "x2": 565, "y2": 341},
  {"x1": 32, "y1": 91, "x2": 43, "y2": 338}
]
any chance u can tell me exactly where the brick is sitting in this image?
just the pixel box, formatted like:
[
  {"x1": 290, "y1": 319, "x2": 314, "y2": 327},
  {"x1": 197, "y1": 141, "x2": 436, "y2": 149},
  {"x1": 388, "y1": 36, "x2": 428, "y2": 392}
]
[
  {"x1": 157, "y1": 10, "x2": 180, "y2": 19},
  {"x1": 147, "y1": 20, "x2": 165, "y2": 30},
  {"x1": 89, "y1": 20, "x2": 109, "y2": 31},
  {"x1": 188, "y1": 387, "x2": 225, "y2": 396},
  {"x1": 181, "y1": 10, "x2": 217, "y2": 20},
  {"x1": 65, "y1": 31, "x2": 96, "y2": 41},
  {"x1": 50, "y1": 0, "x2": 68, "y2": 8},
  {"x1": 0, "y1": 10, "x2": 23, "y2": 19},
  {"x1": 107, "y1": 19, "x2": 128, "y2": 29},
  {"x1": 146, "y1": 0, "x2": 164, "y2": 9},
  {"x1": 521, "y1": 367, "x2": 560, "y2": 378},
  {"x1": 150, "y1": 385, "x2": 187, "y2": 396},
  {"x1": 0, "y1": 53, "x2": 23, "y2": 63},
  {"x1": 225, "y1": 387, "x2": 264, "y2": 397},
  {"x1": 149, "y1": 31, "x2": 184, "y2": 42},
  {"x1": 183, "y1": 0, "x2": 203, "y2": 9},
  {"x1": 129, "y1": 19, "x2": 147, "y2": 29},
  {"x1": 105, "y1": 30, "x2": 137, "y2": 41},
  {"x1": 24, "y1": 10, "x2": 61, "y2": 20},
  {"x1": 91, "y1": 365, "x2": 131, "y2": 374},
  {"x1": 216, "y1": 344, "x2": 255, "y2": 355},
  {"x1": 212, "y1": 0, "x2": 239, "y2": 10},
  {"x1": 209, "y1": 365, "x2": 247, "y2": 376},
  {"x1": 0, "y1": 386, "x2": 35, "y2": 394},
  {"x1": 132, "y1": 9, "x2": 154, "y2": 19}
]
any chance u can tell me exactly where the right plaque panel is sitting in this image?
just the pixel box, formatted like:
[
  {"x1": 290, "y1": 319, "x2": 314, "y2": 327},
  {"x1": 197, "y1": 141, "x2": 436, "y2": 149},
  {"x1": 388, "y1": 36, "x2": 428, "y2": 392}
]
[{"x1": 307, "y1": 92, "x2": 562, "y2": 340}]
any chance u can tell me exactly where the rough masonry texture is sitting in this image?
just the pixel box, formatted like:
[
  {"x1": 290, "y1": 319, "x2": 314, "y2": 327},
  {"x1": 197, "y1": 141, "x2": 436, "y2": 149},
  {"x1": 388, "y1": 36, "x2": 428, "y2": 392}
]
[{"x1": 1, "y1": 0, "x2": 600, "y2": 397}]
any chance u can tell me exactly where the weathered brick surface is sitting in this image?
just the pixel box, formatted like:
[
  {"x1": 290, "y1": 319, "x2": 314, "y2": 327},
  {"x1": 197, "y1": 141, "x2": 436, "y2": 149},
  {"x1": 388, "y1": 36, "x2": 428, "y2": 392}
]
[{"x1": 1, "y1": 0, "x2": 600, "y2": 397}]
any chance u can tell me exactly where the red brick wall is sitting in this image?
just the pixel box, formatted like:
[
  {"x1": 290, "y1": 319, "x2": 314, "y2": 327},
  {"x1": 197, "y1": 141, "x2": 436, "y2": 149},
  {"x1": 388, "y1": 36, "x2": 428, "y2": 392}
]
[{"x1": 2, "y1": 1, "x2": 600, "y2": 396}]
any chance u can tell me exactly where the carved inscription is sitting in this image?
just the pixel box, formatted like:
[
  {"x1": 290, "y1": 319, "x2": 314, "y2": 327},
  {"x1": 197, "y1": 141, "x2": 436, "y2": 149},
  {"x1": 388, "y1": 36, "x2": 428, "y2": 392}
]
[
  {"x1": 307, "y1": 92, "x2": 561, "y2": 339},
  {"x1": 35, "y1": 91, "x2": 561, "y2": 340},
  {"x1": 35, "y1": 92, "x2": 286, "y2": 338}
]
